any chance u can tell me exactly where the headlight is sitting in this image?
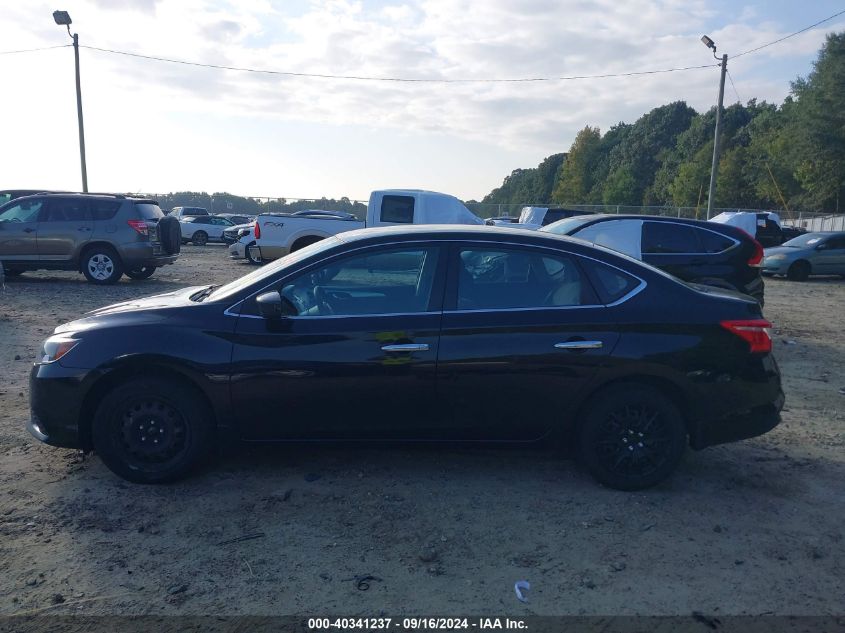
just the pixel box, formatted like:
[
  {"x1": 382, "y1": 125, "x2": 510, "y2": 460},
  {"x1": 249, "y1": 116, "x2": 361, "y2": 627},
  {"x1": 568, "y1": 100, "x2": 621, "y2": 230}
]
[
  {"x1": 765, "y1": 254, "x2": 786, "y2": 261},
  {"x1": 40, "y1": 334, "x2": 80, "y2": 364}
]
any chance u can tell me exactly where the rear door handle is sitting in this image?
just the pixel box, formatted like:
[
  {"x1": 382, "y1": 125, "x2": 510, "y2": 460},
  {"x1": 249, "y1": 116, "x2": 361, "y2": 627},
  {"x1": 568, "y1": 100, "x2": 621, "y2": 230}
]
[
  {"x1": 381, "y1": 343, "x2": 429, "y2": 352},
  {"x1": 554, "y1": 341, "x2": 603, "y2": 350},
  {"x1": 77, "y1": 227, "x2": 91, "y2": 232}
]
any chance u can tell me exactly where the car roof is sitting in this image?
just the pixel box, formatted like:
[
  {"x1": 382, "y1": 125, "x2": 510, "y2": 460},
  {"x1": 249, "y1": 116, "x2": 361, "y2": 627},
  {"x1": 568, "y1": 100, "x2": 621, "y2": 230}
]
[{"x1": 2, "y1": 192, "x2": 157, "y2": 204}]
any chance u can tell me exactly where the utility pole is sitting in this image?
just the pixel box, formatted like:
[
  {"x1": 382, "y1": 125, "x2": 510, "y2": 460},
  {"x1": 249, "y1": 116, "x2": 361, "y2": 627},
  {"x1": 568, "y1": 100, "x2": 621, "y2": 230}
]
[
  {"x1": 700, "y1": 35, "x2": 726, "y2": 220},
  {"x1": 706, "y1": 54, "x2": 727, "y2": 219},
  {"x1": 54, "y1": 10, "x2": 88, "y2": 192}
]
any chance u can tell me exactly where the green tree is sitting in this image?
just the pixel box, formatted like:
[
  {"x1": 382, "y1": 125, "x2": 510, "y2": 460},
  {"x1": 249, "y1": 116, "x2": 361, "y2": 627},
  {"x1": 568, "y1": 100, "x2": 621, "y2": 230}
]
[
  {"x1": 602, "y1": 167, "x2": 639, "y2": 205},
  {"x1": 551, "y1": 126, "x2": 601, "y2": 203}
]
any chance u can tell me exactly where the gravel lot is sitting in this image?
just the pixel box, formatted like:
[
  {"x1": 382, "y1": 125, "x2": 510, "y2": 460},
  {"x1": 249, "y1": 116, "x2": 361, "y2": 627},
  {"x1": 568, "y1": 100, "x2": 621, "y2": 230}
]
[{"x1": 1, "y1": 245, "x2": 844, "y2": 617}]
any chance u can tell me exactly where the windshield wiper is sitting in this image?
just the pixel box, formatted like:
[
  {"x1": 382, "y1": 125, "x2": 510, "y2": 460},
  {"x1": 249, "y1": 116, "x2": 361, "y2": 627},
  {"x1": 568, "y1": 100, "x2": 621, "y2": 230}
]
[{"x1": 190, "y1": 285, "x2": 219, "y2": 302}]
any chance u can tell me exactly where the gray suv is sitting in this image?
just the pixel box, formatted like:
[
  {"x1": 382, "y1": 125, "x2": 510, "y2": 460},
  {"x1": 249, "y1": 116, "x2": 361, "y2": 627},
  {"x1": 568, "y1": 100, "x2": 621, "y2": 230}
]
[{"x1": 0, "y1": 193, "x2": 181, "y2": 284}]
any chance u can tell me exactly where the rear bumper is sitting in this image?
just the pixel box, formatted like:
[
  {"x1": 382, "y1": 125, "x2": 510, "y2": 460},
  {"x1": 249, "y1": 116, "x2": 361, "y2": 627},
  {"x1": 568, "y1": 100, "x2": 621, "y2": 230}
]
[
  {"x1": 257, "y1": 245, "x2": 288, "y2": 261},
  {"x1": 691, "y1": 391, "x2": 784, "y2": 449},
  {"x1": 118, "y1": 242, "x2": 178, "y2": 268}
]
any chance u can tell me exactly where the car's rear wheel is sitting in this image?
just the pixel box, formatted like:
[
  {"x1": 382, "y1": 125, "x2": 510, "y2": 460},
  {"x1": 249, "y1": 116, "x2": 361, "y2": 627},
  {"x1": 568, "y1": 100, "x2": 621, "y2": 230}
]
[
  {"x1": 577, "y1": 385, "x2": 687, "y2": 491},
  {"x1": 786, "y1": 260, "x2": 810, "y2": 281},
  {"x1": 125, "y1": 266, "x2": 156, "y2": 280},
  {"x1": 191, "y1": 231, "x2": 208, "y2": 246},
  {"x1": 81, "y1": 246, "x2": 123, "y2": 284},
  {"x1": 92, "y1": 378, "x2": 213, "y2": 484}
]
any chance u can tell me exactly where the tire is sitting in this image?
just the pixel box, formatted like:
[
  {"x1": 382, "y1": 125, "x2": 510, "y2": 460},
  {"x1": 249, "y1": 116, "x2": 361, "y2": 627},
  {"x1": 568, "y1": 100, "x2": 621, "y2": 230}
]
[
  {"x1": 246, "y1": 241, "x2": 261, "y2": 265},
  {"x1": 191, "y1": 231, "x2": 208, "y2": 246},
  {"x1": 91, "y1": 377, "x2": 213, "y2": 484},
  {"x1": 290, "y1": 235, "x2": 323, "y2": 252},
  {"x1": 81, "y1": 246, "x2": 123, "y2": 284},
  {"x1": 157, "y1": 216, "x2": 181, "y2": 255},
  {"x1": 577, "y1": 385, "x2": 687, "y2": 491},
  {"x1": 125, "y1": 266, "x2": 156, "y2": 280},
  {"x1": 786, "y1": 260, "x2": 810, "y2": 281}
]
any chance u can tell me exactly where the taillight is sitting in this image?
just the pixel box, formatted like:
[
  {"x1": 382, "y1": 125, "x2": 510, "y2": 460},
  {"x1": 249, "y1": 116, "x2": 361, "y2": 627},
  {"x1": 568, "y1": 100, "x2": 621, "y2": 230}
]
[
  {"x1": 253, "y1": 221, "x2": 260, "y2": 239},
  {"x1": 127, "y1": 220, "x2": 149, "y2": 237},
  {"x1": 720, "y1": 319, "x2": 773, "y2": 353},
  {"x1": 736, "y1": 229, "x2": 764, "y2": 267},
  {"x1": 747, "y1": 239, "x2": 764, "y2": 267}
]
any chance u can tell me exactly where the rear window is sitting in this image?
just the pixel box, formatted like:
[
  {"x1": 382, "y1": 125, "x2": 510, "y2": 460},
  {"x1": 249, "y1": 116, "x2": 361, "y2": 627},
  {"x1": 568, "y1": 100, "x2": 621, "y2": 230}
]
[
  {"x1": 581, "y1": 258, "x2": 641, "y2": 304},
  {"x1": 642, "y1": 222, "x2": 700, "y2": 254},
  {"x1": 134, "y1": 203, "x2": 164, "y2": 220},
  {"x1": 697, "y1": 229, "x2": 735, "y2": 253},
  {"x1": 380, "y1": 195, "x2": 415, "y2": 223},
  {"x1": 90, "y1": 200, "x2": 121, "y2": 221}
]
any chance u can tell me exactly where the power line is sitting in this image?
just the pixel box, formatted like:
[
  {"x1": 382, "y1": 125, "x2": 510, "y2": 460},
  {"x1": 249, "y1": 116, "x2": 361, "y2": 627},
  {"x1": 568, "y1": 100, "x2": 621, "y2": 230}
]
[
  {"x1": 79, "y1": 44, "x2": 718, "y2": 83},
  {"x1": 726, "y1": 69, "x2": 742, "y2": 103},
  {"x1": 0, "y1": 44, "x2": 71, "y2": 56},
  {"x1": 732, "y1": 8, "x2": 845, "y2": 59}
]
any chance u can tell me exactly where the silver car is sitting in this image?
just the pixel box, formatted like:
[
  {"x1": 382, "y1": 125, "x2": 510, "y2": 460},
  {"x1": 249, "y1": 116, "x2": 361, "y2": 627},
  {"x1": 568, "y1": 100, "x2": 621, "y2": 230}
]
[{"x1": 762, "y1": 231, "x2": 845, "y2": 281}]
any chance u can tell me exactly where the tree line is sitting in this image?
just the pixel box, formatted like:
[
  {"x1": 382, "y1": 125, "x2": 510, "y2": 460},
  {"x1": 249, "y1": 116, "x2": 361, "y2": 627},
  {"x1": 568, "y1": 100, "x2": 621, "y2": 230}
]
[
  {"x1": 481, "y1": 33, "x2": 845, "y2": 214},
  {"x1": 148, "y1": 192, "x2": 367, "y2": 218}
]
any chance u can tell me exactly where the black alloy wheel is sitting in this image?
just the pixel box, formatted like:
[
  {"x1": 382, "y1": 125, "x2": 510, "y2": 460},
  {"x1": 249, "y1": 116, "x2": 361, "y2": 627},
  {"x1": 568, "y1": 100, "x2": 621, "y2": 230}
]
[{"x1": 577, "y1": 385, "x2": 686, "y2": 490}]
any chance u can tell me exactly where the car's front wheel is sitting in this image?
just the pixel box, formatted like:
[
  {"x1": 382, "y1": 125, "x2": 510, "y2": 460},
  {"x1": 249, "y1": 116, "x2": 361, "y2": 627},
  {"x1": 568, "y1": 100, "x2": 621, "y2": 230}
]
[
  {"x1": 577, "y1": 385, "x2": 687, "y2": 490},
  {"x1": 786, "y1": 260, "x2": 810, "y2": 281},
  {"x1": 81, "y1": 246, "x2": 123, "y2": 284},
  {"x1": 125, "y1": 266, "x2": 156, "y2": 280},
  {"x1": 92, "y1": 378, "x2": 213, "y2": 484},
  {"x1": 191, "y1": 231, "x2": 208, "y2": 246},
  {"x1": 246, "y1": 241, "x2": 261, "y2": 265}
]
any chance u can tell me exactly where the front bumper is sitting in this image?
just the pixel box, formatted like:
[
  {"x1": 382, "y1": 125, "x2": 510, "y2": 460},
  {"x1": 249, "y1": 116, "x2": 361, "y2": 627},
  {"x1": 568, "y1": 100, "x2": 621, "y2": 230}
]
[
  {"x1": 229, "y1": 242, "x2": 246, "y2": 260},
  {"x1": 28, "y1": 363, "x2": 96, "y2": 449},
  {"x1": 762, "y1": 261, "x2": 790, "y2": 274}
]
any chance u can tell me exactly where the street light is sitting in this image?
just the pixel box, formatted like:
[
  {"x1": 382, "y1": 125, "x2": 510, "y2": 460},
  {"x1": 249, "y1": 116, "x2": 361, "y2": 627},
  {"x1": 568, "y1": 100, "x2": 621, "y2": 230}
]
[
  {"x1": 53, "y1": 9, "x2": 88, "y2": 192},
  {"x1": 701, "y1": 34, "x2": 727, "y2": 219}
]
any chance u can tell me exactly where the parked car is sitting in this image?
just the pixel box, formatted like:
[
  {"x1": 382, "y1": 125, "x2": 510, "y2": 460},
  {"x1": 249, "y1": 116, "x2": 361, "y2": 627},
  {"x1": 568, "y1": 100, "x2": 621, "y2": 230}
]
[
  {"x1": 516, "y1": 206, "x2": 594, "y2": 228},
  {"x1": 222, "y1": 222, "x2": 254, "y2": 245},
  {"x1": 169, "y1": 206, "x2": 209, "y2": 219},
  {"x1": 710, "y1": 211, "x2": 785, "y2": 247},
  {"x1": 485, "y1": 216, "x2": 520, "y2": 226},
  {"x1": 228, "y1": 228, "x2": 262, "y2": 265},
  {"x1": 780, "y1": 225, "x2": 807, "y2": 242},
  {"x1": 0, "y1": 193, "x2": 180, "y2": 283},
  {"x1": 541, "y1": 214, "x2": 765, "y2": 304},
  {"x1": 762, "y1": 231, "x2": 845, "y2": 280},
  {"x1": 179, "y1": 215, "x2": 235, "y2": 245},
  {"x1": 29, "y1": 225, "x2": 783, "y2": 490},
  {"x1": 253, "y1": 189, "x2": 483, "y2": 261},
  {"x1": 216, "y1": 213, "x2": 254, "y2": 226}
]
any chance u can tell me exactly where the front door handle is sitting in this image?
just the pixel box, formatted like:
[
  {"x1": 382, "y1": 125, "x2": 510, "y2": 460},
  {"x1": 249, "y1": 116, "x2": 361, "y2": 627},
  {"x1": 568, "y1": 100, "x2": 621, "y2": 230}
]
[
  {"x1": 554, "y1": 341, "x2": 603, "y2": 350},
  {"x1": 23, "y1": 228, "x2": 35, "y2": 233},
  {"x1": 381, "y1": 343, "x2": 429, "y2": 352}
]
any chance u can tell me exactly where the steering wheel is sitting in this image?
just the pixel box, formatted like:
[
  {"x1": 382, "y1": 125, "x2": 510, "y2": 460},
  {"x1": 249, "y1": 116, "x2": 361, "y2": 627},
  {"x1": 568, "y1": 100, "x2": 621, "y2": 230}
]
[{"x1": 313, "y1": 286, "x2": 335, "y2": 315}]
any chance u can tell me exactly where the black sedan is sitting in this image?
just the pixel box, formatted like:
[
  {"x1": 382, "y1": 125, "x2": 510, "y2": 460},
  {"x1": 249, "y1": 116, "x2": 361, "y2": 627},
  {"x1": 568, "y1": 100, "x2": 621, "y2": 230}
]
[{"x1": 29, "y1": 226, "x2": 784, "y2": 490}]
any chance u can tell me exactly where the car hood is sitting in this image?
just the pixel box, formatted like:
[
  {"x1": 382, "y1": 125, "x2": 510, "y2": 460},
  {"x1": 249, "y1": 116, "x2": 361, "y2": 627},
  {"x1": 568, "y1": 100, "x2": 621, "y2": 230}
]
[
  {"x1": 763, "y1": 246, "x2": 803, "y2": 257},
  {"x1": 54, "y1": 286, "x2": 206, "y2": 333}
]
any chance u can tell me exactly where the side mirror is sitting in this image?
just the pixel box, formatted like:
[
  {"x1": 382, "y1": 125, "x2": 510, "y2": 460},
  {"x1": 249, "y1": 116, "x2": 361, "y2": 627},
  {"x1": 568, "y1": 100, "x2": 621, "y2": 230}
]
[{"x1": 256, "y1": 291, "x2": 297, "y2": 319}]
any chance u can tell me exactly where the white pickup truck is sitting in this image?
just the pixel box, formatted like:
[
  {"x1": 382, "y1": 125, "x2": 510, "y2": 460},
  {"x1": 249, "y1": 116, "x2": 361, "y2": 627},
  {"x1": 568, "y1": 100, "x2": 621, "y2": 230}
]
[{"x1": 249, "y1": 189, "x2": 483, "y2": 262}]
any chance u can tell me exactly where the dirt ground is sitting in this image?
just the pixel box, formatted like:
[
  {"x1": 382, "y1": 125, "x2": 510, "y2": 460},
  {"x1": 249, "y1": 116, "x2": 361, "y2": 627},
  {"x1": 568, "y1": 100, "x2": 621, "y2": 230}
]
[{"x1": 0, "y1": 245, "x2": 843, "y2": 617}]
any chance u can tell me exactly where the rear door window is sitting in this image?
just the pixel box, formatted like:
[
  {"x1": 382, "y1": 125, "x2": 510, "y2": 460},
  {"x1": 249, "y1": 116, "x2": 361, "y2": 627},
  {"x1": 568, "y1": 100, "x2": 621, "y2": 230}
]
[
  {"x1": 134, "y1": 203, "x2": 164, "y2": 220},
  {"x1": 642, "y1": 222, "x2": 700, "y2": 254},
  {"x1": 455, "y1": 247, "x2": 595, "y2": 310},
  {"x1": 380, "y1": 195, "x2": 415, "y2": 223},
  {"x1": 43, "y1": 198, "x2": 88, "y2": 222}
]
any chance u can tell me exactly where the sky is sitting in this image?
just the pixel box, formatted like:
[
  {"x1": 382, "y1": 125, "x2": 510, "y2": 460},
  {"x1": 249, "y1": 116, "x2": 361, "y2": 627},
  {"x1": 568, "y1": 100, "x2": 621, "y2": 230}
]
[{"x1": 1, "y1": 0, "x2": 844, "y2": 203}]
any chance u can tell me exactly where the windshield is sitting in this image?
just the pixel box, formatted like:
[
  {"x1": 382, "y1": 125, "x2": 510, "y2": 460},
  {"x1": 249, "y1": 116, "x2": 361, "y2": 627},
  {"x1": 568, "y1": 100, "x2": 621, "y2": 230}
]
[
  {"x1": 781, "y1": 233, "x2": 829, "y2": 248},
  {"x1": 540, "y1": 216, "x2": 597, "y2": 236},
  {"x1": 206, "y1": 236, "x2": 343, "y2": 302}
]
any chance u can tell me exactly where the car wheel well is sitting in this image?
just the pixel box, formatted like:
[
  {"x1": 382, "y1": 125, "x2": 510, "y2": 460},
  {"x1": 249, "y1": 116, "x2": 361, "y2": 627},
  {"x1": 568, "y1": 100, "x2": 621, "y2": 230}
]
[
  {"x1": 77, "y1": 242, "x2": 122, "y2": 273},
  {"x1": 290, "y1": 235, "x2": 324, "y2": 252},
  {"x1": 78, "y1": 364, "x2": 217, "y2": 450},
  {"x1": 574, "y1": 376, "x2": 691, "y2": 436}
]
